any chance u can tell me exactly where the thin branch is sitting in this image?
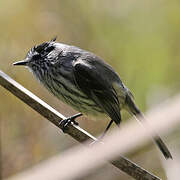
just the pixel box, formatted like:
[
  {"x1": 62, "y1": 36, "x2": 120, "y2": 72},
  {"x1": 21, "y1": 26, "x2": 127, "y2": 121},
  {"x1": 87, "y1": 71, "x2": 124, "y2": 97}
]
[{"x1": 0, "y1": 70, "x2": 160, "y2": 180}]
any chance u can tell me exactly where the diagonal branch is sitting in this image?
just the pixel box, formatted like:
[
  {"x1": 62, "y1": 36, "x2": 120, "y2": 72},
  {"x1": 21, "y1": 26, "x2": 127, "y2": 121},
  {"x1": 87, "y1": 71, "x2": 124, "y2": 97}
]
[{"x1": 0, "y1": 70, "x2": 160, "y2": 180}]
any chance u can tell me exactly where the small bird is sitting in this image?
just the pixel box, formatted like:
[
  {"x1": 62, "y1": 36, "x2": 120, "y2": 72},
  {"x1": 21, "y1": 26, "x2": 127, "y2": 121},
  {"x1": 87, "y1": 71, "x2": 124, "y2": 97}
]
[{"x1": 13, "y1": 38, "x2": 172, "y2": 159}]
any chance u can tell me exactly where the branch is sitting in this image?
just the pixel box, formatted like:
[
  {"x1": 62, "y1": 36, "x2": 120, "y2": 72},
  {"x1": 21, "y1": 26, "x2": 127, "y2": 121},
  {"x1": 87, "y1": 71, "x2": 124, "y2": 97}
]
[{"x1": 0, "y1": 70, "x2": 160, "y2": 180}]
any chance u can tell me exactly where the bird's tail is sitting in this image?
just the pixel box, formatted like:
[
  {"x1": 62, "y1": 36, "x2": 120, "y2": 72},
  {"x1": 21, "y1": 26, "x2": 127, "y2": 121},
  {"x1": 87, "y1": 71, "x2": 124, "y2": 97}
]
[{"x1": 125, "y1": 94, "x2": 172, "y2": 159}]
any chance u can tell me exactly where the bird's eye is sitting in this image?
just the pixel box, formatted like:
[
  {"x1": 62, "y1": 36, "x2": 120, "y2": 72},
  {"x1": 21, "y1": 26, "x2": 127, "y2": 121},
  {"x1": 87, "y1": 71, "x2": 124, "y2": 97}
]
[{"x1": 33, "y1": 54, "x2": 41, "y2": 60}]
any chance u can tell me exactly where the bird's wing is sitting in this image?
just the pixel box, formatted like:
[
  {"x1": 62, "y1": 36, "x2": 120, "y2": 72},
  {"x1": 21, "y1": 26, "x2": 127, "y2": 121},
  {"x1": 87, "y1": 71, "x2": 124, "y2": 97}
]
[{"x1": 72, "y1": 59, "x2": 121, "y2": 125}]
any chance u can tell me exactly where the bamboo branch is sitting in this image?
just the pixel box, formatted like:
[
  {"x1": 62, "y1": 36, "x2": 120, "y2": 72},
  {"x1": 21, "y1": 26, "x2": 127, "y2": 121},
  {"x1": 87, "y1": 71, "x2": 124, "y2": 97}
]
[{"x1": 0, "y1": 70, "x2": 160, "y2": 180}]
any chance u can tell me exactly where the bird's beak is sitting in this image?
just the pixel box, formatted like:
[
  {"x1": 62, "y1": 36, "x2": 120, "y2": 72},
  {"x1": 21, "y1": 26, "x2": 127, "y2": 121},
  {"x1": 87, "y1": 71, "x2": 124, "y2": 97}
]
[{"x1": 13, "y1": 59, "x2": 28, "y2": 66}]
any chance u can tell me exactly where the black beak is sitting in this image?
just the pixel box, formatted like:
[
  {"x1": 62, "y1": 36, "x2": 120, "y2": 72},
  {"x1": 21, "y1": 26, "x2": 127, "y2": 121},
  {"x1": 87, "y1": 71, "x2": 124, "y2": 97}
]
[{"x1": 13, "y1": 60, "x2": 28, "y2": 66}]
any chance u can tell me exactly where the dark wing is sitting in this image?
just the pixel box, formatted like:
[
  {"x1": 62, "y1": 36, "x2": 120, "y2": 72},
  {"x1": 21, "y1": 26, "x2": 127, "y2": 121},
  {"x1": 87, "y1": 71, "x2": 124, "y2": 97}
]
[{"x1": 73, "y1": 59, "x2": 121, "y2": 125}]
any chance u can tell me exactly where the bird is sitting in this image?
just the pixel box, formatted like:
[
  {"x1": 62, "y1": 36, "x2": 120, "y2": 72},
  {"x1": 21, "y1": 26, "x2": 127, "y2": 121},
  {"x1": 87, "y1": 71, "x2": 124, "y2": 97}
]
[{"x1": 13, "y1": 37, "x2": 172, "y2": 159}]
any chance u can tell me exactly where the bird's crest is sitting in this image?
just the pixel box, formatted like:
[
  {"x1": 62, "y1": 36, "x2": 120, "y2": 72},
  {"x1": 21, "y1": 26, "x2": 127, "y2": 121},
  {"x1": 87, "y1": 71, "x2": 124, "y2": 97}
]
[
  {"x1": 50, "y1": 36, "x2": 57, "y2": 42},
  {"x1": 29, "y1": 37, "x2": 57, "y2": 58}
]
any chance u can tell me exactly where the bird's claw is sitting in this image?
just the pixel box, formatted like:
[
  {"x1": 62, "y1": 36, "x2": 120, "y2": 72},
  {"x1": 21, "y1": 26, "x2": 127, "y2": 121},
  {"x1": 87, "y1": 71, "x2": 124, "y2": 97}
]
[{"x1": 59, "y1": 113, "x2": 82, "y2": 133}]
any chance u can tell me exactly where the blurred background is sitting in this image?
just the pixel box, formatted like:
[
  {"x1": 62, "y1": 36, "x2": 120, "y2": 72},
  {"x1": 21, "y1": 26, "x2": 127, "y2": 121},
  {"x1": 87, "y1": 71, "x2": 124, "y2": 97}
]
[{"x1": 0, "y1": 0, "x2": 180, "y2": 179}]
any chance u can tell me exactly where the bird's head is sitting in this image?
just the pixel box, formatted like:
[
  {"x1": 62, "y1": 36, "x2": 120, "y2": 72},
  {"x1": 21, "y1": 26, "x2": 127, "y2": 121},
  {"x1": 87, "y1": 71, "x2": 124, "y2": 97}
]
[{"x1": 13, "y1": 37, "x2": 57, "y2": 71}]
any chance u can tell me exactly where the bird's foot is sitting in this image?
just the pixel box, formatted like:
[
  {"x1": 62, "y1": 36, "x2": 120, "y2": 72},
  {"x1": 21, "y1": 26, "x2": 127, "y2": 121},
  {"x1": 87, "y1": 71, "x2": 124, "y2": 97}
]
[{"x1": 59, "y1": 113, "x2": 82, "y2": 133}]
